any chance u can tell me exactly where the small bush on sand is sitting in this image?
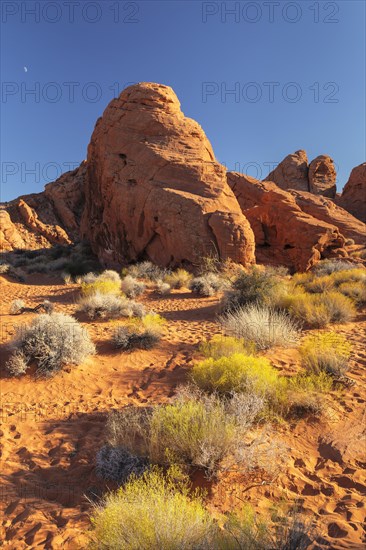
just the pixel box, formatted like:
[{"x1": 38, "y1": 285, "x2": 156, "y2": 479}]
[
  {"x1": 314, "y1": 259, "x2": 355, "y2": 275},
  {"x1": 281, "y1": 290, "x2": 355, "y2": 327},
  {"x1": 91, "y1": 466, "x2": 215, "y2": 549},
  {"x1": 80, "y1": 272, "x2": 98, "y2": 284},
  {"x1": 62, "y1": 272, "x2": 73, "y2": 284},
  {"x1": 164, "y1": 268, "x2": 192, "y2": 289},
  {"x1": 199, "y1": 335, "x2": 255, "y2": 359},
  {"x1": 0, "y1": 262, "x2": 10, "y2": 274},
  {"x1": 121, "y1": 275, "x2": 145, "y2": 298},
  {"x1": 302, "y1": 275, "x2": 334, "y2": 294},
  {"x1": 96, "y1": 446, "x2": 149, "y2": 484},
  {"x1": 9, "y1": 299, "x2": 25, "y2": 314},
  {"x1": 6, "y1": 313, "x2": 95, "y2": 377},
  {"x1": 5, "y1": 350, "x2": 29, "y2": 376},
  {"x1": 97, "y1": 270, "x2": 121, "y2": 282},
  {"x1": 191, "y1": 353, "x2": 278, "y2": 399},
  {"x1": 221, "y1": 305, "x2": 300, "y2": 350},
  {"x1": 156, "y1": 280, "x2": 171, "y2": 295},
  {"x1": 224, "y1": 267, "x2": 282, "y2": 310},
  {"x1": 189, "y1": 273, "x2": 227, "y2": 297},
  {"x1": 77, "y1": 293, "x2": 145, "y2": 320},
  {"x1": 332, "y1": 267, "x2": 366, "y2": 286},
  {"x1": 113, "y1": 314, "x2": 165, "y2": 351},
  {"x1": 337, "y1": 281, "x2": 366, "y2": 304},
  {"x1": 106, "y1": 389, "x2": 268, "y2": 478},
  {"x1": 81, "y1": 279, "x2": 121, "y2": 297},
  {"x1": 126, "y1": 261, "x2": 167, "y2": 282},
  {"x1": 299, "y1": 332, "x2": 351, "y2": 376}
]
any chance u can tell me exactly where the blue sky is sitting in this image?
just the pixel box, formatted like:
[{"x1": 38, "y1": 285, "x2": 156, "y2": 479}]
[{"x1": 1, "y1": 0, "x2": 365, "y2": 201}]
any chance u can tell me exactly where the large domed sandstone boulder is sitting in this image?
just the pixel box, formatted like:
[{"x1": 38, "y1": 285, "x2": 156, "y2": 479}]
[
  {"x1": 264, "y1": 150, "x2": 309, "y2": 192},
  {"x1": 228, "y1": 172, "x2": 347, "y2": 272},
  {"x1": 336, "y1": 163, "x2": 366, "y2": 223},
  {"x1": 80, "y1": 82, "x2": 255, "y2": 267},
  {"x1": 290, "y1": 190, "x2": 366, "y2": 246},
  {"x1": 308, "y1": 155, "x2": 337, "y2": 198}
]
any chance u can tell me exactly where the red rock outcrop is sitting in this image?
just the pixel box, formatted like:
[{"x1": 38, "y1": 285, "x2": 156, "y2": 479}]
[
  {"x1": 336, "y1": 163, "x2": 366, "y2": 223},
  {"x1": 308, "y1": 155, "x2": 337, "y2": 198},
  {"x1": 80, "y1": 83, "x2": 255, "y2": 267},
  {"x1": 0, "y1": 210, "x2": 26, "y2": 251},
  {"x1": 290, "y1": 190, "x2": 366, "y2": 246},
  {"x1": 228, "y1": 172, "x2": 348, "y2": 271},
  {"x1": 264, "y1": 150, "x2": 309, "y2": 192}
]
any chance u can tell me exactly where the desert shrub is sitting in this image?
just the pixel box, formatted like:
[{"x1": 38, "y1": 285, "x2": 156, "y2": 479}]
[
  {"x1": 113, "y1": 314, "x2": 165, "y2": 351},
  {"x1": 77, "y1": 293, "x2": 145, "y2": 320},
  {"x1": 42, "y1": 300, "x2": 54, "y2": 314},
  {"x1": 223, "y1": 267, "x2": 282, "y2": 310},
  {"x1": 6, "y1": 313, "x2": 95, "y2": 377},
  {"x1": 62, "y1": 272, "x2": 73, "y2": 284},
  {"x1": 199, "y1": 335, "x2": 255, "y2": 359},
  {"x1": 5, "y1": 350, "x2": 29, "y2": 376},
  {"x1": 314, "y1": 259, "x2": 355, "y2": 275},
  {"x1": 96, "y1": 446, "x2": 149, "y2": 483},
  {"x1": 164, "y1": 268, "x2": 192, "y2": 289},
  {"x1": 9, "y1": 299, "x2": 25, "y2": 314},
  {"x1": 126, "y1": 261, "x2": 168, "y2": 282},
  {"x1": 220, "y1": 505, "x2": 314, "y2": 550},
  {"x1": 299, "y1": 332, "x2": 351, "y2": 377},
  {"x1": 80, "y1": 272, "x2": 98, "y2": 283},
  {"x1": 319, "y1": 292, "x2": 356, "y2": 323},
  {"x1": 191, "y1": 353, "x2": 278, "y2": 399},
  {"x1": 337, "y1": 281, "x2": 366, "y2": 304},
  {"x1": 302, "y1": 275, "x2": 334, "y2": 294},
  {"x1": 276, "y1": 372, "x2": 334, "y2": 418},
  {"x1": 0, "y1": 262, "x2": 10, "y2": 274},
  {"x1": 106, "y1": 390, "x2": 266, "y2": 478},
  {"x1": 121, "y1": 275, "x2": 145, "y2": 298},
  {"x1": 91, "y1": 467, "x2": 215, "y2": 549},
  {"x1": 221, "y1": 305, "x2": 300, "y2": 350},
  {"x1": 331, "y1": 267, "x2": 366, "y2": 286},
  {"x1": 189, "y1": 273, "x2": 227, "y2": 297},
  {"x1": 156, "y1": 280, "x2": 171, "y2": 295},
  {"x1": 281, "y1": 290, "x2": 355, "y2": 327},
  {"x1": 81, "y1": 279, "x2": 121, "y2": 297},
  {"x1": 97, "y1": 270, "x2": 121, "y2": 282}
]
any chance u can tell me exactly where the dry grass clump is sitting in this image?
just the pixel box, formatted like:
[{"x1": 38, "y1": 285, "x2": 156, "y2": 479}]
[
  {"x1": 223, "y1": 266, "x2": 284, "y2": 310},
  {"x1": 156, "y1": 280, "x2": 171, "y2": 295},
  {"x1": 189, "y1": 273, "x2": 227, "y2": 296},
  {"x1": 280, "y1": 289, "x2": 356, "y2": 327},
  {"x1": 104, "y1": 388, "x2": 268, "y2": 478},
  {"x1": 337, "y1": 281, "x2": 366, "y2": 304},
  {"x1": 221, "y1": 305, "x2": 300, "y2": 350},
  {"x1": 113, "y1": 314, "x2": 165, "y2": 351},
  {"x1": 81, "y1": 279, "x2": 121, "y2": 297},
  {"x1": 9, "y1": 299, "x2": 25, "y2": 314},
  {"x1": 77, "y1": 293, "x2": 145, "y2": 320},
  {"x1": 199, "y1": 335, "x2": 255, "y2": 359},
  {"x1": 0, "y1": 262, "x2": 10, "y2": 274},
  {"x1": 313, "y1": 259, "x2": 355, "y2": 275},
  {"x1": 121, "y1": 275, "x2": 145, "y2": 298},
  {"x1": 97, "y1": 270, "x2": 121, "y2": 282},
  {"x1": 164, "y1": 268, "x2": 192, "y2": 289},
  {"x1": 299, "y1": 332, "x2": 352, "y2": 376},
  {"x1": 91, "y1": 466, "x2": 215, "y2": 549},
  {"x1": 6, "y1": 313, "x2": 95, "y2": 377},
  {"x1": 125, "y1": 261, "x2": 168, "y2": 282}
]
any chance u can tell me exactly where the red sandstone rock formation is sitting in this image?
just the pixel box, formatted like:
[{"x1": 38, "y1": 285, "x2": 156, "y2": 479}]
[
  {"x1": 308, "y1": 155, "x2": 337, "y2": 198},
  {"x1": 227, "y1": 172, "x2": 350, "y2": 271},
  {"x1": 336, "y1": 163, "x2": 366, "y2": 223},
  {"x1": 264, "y1": 150, "x2": 309, "y2": 192},
  {"x1": 80, "y1": 82, "x2": 255, "y2": 267}
]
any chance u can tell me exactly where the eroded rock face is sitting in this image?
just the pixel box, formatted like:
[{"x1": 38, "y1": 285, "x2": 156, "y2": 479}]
[
  {"x1": 264, "y1": 150, "x2": 309, "y2": 192},
  {"x1": 308, "y1": 155, "x2": 337, "y2": 198},
  {"x1": 291, "y1": 190, "x2": 366, "y2": 246},
  {"x1": 80, "y1": 82, "x2": 255, "y2": 267},
  {"x1": 228, "y1": 172, "x2": 347, "y2": 272},
  {"x1": 0, "y1": 210, "x2": 26, "y2": 251},
  {"x1": 336, "y1": 163, "x2": 366, "y2": 223}
]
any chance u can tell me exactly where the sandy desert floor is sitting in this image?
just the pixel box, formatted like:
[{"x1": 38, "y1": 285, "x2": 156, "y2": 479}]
[{"x1": 0, "y1": 273, "x2": 365, "y2": 549}]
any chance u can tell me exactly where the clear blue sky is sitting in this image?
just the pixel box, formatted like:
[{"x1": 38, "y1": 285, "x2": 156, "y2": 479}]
[{"x1": 1, "y1": 0, "x2": 365, "y2": 201}]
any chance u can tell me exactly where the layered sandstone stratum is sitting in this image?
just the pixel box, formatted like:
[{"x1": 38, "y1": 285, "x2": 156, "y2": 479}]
[{"x1": 1, "y1": 83, "x2": 365, "y2": 271}]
